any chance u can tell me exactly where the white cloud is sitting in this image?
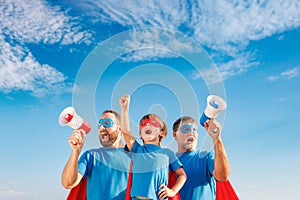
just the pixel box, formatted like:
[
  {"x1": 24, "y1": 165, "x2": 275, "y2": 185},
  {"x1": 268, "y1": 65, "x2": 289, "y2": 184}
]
[
  {"x1": 1, "y1": 0, "x2": 300, "y2": 97},
  {"x1": 76, "y1": 0, "x2": 187, "y2": 29},
  {"x1": 0, "y1": 185, "x2": 27, "y2": 198},
  {"x1": 116, "y1": 29, "x2": 199, "y2": 62},
  {"x1": 192, "y1": 1, "x2": 300, "y2": 50},
  {"x1": 217, "y1": 53, "x2": 260, "y2": 80},
  {"x1": 75, "y1": 0, "x2": 300, "y2": 79},
  {"x1": 281, "y1": 67, "x2": 299, "y2": 79},
  {"x1": 268, "y1": 67, "x2": 299, "y2": 82},
  {"x1": 0, "y1": 0, "x2": 92, "y2": 98},
  {"x1": 267, "y1": 76, "x2": 279, "y2": 82},
  {"x1": 1, "y1": 0, "x2": 92, "y2": 45},
  {"x1": 0, "y1": 35, "x2": 72, "y2": 97}
]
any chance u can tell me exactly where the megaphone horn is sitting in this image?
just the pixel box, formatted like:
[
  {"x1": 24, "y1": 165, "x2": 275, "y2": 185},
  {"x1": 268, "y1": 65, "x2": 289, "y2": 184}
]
[
  {"x1": 200, "y1": 95, "x2": 227, "y2": 127},
  {"x1": 58, "y1": 106, "x2": 91, "y2": 134}
]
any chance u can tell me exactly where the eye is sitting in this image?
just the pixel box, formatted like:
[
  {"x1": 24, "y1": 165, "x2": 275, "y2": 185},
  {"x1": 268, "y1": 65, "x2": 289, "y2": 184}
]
[
  {"x1": 104, "y1": 121, "x2": 110, "y2": 125},
  {"x1": 183, "y1": 127, "x2": 190, "y2": 131}
]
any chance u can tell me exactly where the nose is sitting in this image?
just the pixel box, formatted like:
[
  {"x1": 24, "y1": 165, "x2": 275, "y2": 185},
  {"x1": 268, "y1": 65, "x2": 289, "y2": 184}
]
[
  {"x1": 185, "y1": 131, "x2": 193, "y2": 136},
  {"x1": 99, "y1": 125, "x2": 106, "y2": 130},
  {"x1": 187, "y1": 130, "x2": 197, "y2": 136}
]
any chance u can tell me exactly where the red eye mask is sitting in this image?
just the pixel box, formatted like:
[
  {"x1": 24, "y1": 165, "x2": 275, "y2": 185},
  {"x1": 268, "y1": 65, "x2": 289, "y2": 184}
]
[{"x1": 140, "y1": 119, "x2": 161, "y2": 129}]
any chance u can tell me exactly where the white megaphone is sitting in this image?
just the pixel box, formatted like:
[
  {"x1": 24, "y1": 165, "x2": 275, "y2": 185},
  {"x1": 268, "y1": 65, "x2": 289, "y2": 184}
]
[
  {"x1": 200, "y1": 95, "x2": 227, "y2": 127},
  {"x1": 58, "y1": 106, "x2": 91, "y2": 134}
]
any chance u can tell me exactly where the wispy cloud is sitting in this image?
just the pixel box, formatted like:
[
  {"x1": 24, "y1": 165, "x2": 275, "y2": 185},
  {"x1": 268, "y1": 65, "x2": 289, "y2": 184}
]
[
  {"x1": 1, "y1": 0, "x2": 92, "y2": 45},
  {"x1": 0, "y1": 34, "x2": 72, "y2": 98},
  {"x1": 1, "y1": 0, "x2": 300, "y2": 97},
  {"x1": 116, "y1": 28, "x2": 200, "y2": 62},
  {"x1": 268, "y1": 67, "x2": 299, "y2": 82},
  {"x1": 0, "y1": 183, "x2": 27, "y2": 198},
  {"x1": 76, "y1": 0, "x2": 300, "y2": 78},
  {"x1": 0, "y1": 0, "x2": 92, "y2": 98},
  {"x1": 281, "y1": 67, "x2": 299, "y2": 79}
]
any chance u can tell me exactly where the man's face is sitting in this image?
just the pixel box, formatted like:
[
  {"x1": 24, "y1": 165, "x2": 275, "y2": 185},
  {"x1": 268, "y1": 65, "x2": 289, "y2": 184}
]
[
  {"x1": 174, "y1": 122, "x2": 198, "y2": 152},
  {"x1": 98, "y1": 112, "x2": 120, "y2": 147}
]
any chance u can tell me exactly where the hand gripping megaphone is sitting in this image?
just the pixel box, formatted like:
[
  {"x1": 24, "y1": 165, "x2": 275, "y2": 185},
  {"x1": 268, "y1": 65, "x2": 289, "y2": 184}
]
[
  {"x1": 58, "y1": 107, "x2": 91, "y2": 134},
  {"x1": 200, "y1": 95, "x2": 227, "y2": 127}
]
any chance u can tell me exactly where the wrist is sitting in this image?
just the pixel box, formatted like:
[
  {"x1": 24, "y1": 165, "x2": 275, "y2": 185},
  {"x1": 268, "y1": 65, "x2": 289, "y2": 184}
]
[
  {"x1": 213, "y1": 137, "x2": 222, "y2": 144},
  {"x1": 72, "y1": 148, "x2": 81, "y2": 156},
  {"x1": 121, "y1": 107, "x2": 128, "y2": 112}
]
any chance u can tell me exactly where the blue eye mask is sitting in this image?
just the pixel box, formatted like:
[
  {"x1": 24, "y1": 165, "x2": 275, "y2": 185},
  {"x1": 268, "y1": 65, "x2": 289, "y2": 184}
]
[
  {"x1": 180, "y1": 124, "x2": 197, "y2": 134},
  {"x1": 98, "y1": 118, "x2": 114, "y2": 128}
]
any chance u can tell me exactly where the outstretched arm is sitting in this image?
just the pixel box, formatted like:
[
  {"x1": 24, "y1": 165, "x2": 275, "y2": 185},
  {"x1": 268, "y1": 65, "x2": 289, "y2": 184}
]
[
  {"x1": 205, "y1": 119, "x2": 230, "y2": 181},
  {"x1": 61, "y1": 129, "x2": 85, "y2": 188},
  {"x1": 119, "y1": 94, "x2": 136, "y2": 151}
]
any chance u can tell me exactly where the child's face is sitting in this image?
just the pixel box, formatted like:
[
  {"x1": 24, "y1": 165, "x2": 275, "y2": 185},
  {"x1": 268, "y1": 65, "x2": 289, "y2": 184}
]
[
  {"x1": 139, "y1": 118, "x2": 162, "y2": 142},
  {"x1": 175, "y1": 122, "x2": 198, "y2": 151}
]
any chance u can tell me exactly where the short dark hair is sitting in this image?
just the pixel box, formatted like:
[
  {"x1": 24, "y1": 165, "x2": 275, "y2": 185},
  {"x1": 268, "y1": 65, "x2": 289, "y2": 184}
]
[
  {"x1": 173, "y1": 116, "x2": 197, "y2": 132},
  {"x1": 102, "y1": 110, "x2": 121, "y2": 125}
]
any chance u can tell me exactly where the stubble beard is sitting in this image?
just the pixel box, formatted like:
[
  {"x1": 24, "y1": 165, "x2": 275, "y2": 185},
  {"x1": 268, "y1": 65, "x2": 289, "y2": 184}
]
[
  {"x1": 182, "y1": 137, "x2": 197, "y2": 151},
  {"x1": 100, "y1": 129, "x2": 119, "y2": 147}
]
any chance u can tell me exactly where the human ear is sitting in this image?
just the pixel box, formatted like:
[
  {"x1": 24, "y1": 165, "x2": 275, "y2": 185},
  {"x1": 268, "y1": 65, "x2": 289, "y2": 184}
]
[
  {"x1": 173, "y1": 131, "x2": 177, "y2": 138},
  {"x1": 159, "y1": 130, "x2": 166, "y2": 138},
  {"x1": 117, "y1": 125, "x2": 122, "y2": 132},
  {"x1": 159, "y1": 133, "x2": 165, "y2": 138}
]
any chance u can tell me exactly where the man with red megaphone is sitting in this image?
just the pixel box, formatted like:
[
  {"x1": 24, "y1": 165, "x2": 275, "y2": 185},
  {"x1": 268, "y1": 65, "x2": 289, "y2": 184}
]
[{"x1": 61, "y1": 109, "x2": 131, "y2": 200}]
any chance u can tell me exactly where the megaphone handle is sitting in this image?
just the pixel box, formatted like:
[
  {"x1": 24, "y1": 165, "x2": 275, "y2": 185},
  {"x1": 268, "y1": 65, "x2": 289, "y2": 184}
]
[
  {"x1": 70, "y1": 130, "x2": 89, "y2": 147},
  {"x1": 212, "y1": 127, "x2": 219, "y2": 133},
  {"x1": 200, "y1": 112, "x2": 211, "y2": 127}
]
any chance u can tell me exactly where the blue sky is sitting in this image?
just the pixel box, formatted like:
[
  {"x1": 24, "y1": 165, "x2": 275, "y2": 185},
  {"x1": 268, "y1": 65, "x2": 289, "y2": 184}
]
[{"x1": 1, "y1": 0, "x2": 300, "y2": 199}]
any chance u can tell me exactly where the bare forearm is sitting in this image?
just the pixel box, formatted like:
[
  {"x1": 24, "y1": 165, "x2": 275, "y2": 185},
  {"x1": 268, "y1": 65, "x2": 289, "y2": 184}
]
[
  {"x1": 172, "y1": 174, "x2": 186, "y2": 194},
  {"x1": 213, "y1": 139, "x2": 230, "y2": 181},
  {"x1": 61, "y1": 151, "x2": 80, "y2": 188},
  {"x1": 172, "y1": 168, "x2": 187, "y2": 194},
  {"x1": 121, "y1": 108, "x2": 131, "y2": 135},
  {"x1": 120, "y1": 108, "x2": 135, "y2": 150}
]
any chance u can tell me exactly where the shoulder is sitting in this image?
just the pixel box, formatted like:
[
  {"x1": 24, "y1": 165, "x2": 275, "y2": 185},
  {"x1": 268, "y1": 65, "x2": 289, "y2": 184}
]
[
  {"x1": 160, "y1": 147, "x2": 175, "y2": 154},
  {"x1": 180, "y1": 150, "x2": 213, "y2": 159},
  {"x1": 195, "y1": 150, "x2": 214, "y2": 158},
  {"x1": 79, "y1": 148, "x2": 101, "y2": 158},
  {"x1": 131, "y1": 140, "x2": 143, "y2": 152},
  {"x1": 86, "y1": 147, "x2": 104, "y2": 153},
  {"x1": 159, "y1": 148, "x2": 178, "y2": 160}
]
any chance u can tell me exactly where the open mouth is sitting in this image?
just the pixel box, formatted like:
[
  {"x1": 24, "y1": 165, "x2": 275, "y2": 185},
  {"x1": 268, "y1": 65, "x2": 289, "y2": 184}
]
[
  {"x1": 102, "y1": 134, "x2": 107, "y2": 139},
  {"x1": 144, "y1": 126, "x2": 153, "y2": 134},
  {"x1": 100, "y1": 131, "x2": 109, "y2": 140},
  {"x1": 186, "y1": 136, "x2": 195, "y2": 143}
]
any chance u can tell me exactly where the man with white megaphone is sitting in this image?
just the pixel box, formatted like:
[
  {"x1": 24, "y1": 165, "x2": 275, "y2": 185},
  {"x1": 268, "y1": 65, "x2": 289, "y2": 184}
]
[{"x1": 172, "y1": 95, "x2": 236, "y2": 200}]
